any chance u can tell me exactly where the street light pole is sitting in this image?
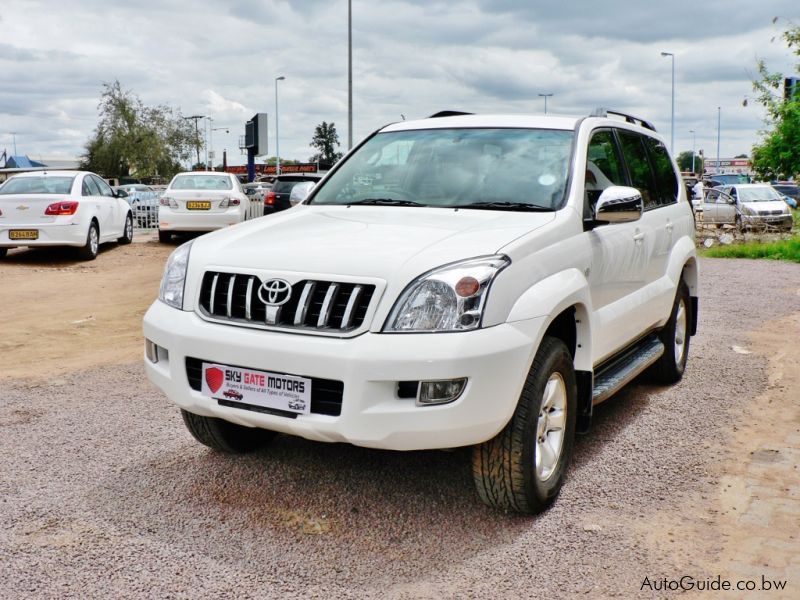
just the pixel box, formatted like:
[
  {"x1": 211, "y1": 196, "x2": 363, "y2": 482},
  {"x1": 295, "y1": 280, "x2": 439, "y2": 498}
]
[
  {"x1": 348, "y1": 0, "x2": 353, "y2": 150},
  {"x1": 716, "y1": 106, "x2": 721, "y2": 176},
  {"x1": 275, "y1": 76, "x2": 286, "y2": 175},
  {"x1": 538, "y1": 93, "x2": 553, "y2": 114},
  {"x1": 689, "y1": 129, "x2": 696, "y2": 173},
  {"x1": 661, "y1": 51, "x2": 675, "y2": 153}
]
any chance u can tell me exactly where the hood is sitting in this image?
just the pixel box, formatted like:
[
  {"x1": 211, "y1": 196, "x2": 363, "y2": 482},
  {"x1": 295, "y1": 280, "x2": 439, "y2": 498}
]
[
  {"x1": 190, "y1": 205, "x2": 554, "y2": 280},
  {"x1": 741, "y1": 200, "x2": 790, "y2": 213}
]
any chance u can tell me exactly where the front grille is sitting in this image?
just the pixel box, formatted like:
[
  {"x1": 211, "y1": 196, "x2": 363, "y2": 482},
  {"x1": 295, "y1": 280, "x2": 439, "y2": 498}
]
[
  {"x1": 186, "y1": 357, "x2": 343, "y2": 417},
  {"x1": 198, "y1": 271, "x2": 375, "y2": 334}
]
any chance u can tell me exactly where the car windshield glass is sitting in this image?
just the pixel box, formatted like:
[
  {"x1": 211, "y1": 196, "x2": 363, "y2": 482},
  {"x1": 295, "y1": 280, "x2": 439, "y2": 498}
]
[
  {"x1": 170, "y1": 175, "x2": 232, "y2": 190},
  {"x1": 738, "y1": 186, "x2": 782, "y2": 202},
  {"x1": 0, "y1": 176, "x2": 75, "y2": 195},
  {"x1": 310, "y1": 128, "x2": 574, "y2": 210}
]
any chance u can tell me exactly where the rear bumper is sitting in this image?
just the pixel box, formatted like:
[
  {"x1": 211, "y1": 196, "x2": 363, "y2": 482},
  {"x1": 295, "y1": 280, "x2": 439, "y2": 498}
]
[
  {"x1": 159, "y1": 208, "x2": 244, "y2": 232},
  {"x1": 0, "y1": 222, "x2": 88, "y2": 247}
]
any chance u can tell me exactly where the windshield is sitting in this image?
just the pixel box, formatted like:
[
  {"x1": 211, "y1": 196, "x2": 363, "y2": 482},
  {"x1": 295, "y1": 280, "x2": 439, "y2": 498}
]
[
  {"x1": 170, "y1": 175, "x2": 232, "y2": 191},
  {"x1": 738, "y1": 186, "x2": 783, "y2": 202},
  {"x1": 310, "y1": 128, "x2": 574, "y2": 210},
  {"x1": 0, "y1": 176, "x2": 75, "y2": 195}
]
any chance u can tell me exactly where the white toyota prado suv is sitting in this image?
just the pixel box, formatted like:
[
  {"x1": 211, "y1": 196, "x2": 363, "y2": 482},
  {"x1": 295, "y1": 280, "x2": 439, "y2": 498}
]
[{"x1": 144, "y1": 110, "x2": 698, "y2": 514}]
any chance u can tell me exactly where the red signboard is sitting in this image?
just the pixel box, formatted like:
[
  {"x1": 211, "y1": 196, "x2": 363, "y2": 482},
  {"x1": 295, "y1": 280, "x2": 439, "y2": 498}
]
[{"x1": 225, "y1": 163, "x2": 322, "y2": 176}]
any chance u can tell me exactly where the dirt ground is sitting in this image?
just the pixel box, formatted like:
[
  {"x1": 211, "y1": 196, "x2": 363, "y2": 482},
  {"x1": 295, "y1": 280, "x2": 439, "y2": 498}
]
[
  {"x1": 0, "y1": 240, "x2": 800, "y2": 598},
  {"x1": 0, "y1": 237, "x2": 173, "y2": 379}
]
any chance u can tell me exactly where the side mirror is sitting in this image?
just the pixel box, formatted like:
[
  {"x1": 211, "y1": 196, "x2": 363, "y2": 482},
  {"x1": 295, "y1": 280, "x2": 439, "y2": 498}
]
[
  {"x1": 244, "y1": 188, "x2": 256, "y2": 196},
  {"x1": 115, "y1": 189, "x2": 128, "y2": 198},
  {"x1": 593, "y1": 186, "x2": 643, "y2": 225},
  {"x1": 289, "y1": 181, "x2": 315, "y2": 206}
]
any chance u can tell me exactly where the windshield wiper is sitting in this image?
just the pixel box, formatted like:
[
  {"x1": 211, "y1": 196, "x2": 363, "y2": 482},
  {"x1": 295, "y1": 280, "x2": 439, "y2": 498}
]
[
  {"x1": 347, "y1": 198, "x2": 424, "y2": 206},
  {"x1": 454, "y1": 201, "x2": 553, "y2": 212}
]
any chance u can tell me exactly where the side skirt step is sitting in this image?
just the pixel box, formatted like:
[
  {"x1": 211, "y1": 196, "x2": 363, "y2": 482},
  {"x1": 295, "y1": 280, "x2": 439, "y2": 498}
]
[{"x1": 592, "y1": 335, "x2": 664, "y2": 405}]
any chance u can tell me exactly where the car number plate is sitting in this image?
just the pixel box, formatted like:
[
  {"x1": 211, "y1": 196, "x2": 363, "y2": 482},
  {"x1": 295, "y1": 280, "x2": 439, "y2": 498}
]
[
  {"x1": 9, "y1": 229, "x2": 39, "y2": 240},
  {"x1": 201, "y1": 362, "x2": 312, "y2": 415},
  {"x1": 186, "y1": 201, "x2": 211, "y2": 210}
]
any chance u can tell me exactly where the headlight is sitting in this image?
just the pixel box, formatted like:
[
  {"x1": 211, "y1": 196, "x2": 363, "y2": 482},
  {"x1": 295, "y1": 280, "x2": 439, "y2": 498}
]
[
  {"x1": 159, "y1": 241, "x2": 193, "y2": 309},
  {"x1": 384, "y1": 255, "x2": 510, "y2": 332}
]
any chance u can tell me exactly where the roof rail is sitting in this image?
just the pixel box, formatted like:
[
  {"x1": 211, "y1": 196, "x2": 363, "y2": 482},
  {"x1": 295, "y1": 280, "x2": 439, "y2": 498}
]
[
  {"x1": 428, "y1": 110, "x2": 474, "y2": 118},
  {"x1": 590, "y1": 108, "x2": 657, "y2": 132}
]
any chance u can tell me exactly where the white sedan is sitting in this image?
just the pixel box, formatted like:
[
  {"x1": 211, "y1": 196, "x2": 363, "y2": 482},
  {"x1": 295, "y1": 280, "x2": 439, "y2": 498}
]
[
  {"x1": 157, "y1": 172, "x2": 256, "y2": 243},
  {"x1": 0, "y1": 170, "x2": 133, "y2": 260}
]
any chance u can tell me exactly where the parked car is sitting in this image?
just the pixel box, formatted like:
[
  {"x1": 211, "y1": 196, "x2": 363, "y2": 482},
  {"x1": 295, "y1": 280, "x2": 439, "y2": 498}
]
[
  {"x1": 0, "y1": 170, "x2": 133, "y2": 260},
  {"x1": 243, "y1": 181, "x2": 272, "y2": 203},
  {"x1": 701, "y1": 184, "x2": 793, "y2": 231},
  {"x1": 264, "y1": 174, "x2": 320, "y2": 214},
  {"x1": 157, "y1": 171, "x2": 253, "y2": 243},
  {"x1": 144, "y1": 109, "x2": 698, "y2": 514},
  {"x1": 115, "y1": 184, "x2": 160, "y2": 228},
  {"x1": 771, "y1": 182, "x2": 799, "y2": 204}
]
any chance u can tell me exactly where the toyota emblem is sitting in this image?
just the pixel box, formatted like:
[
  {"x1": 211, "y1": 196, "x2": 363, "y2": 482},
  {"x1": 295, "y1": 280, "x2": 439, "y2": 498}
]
[{"x1": 258, "y1": 278, "x2": 292, "y2": 306}]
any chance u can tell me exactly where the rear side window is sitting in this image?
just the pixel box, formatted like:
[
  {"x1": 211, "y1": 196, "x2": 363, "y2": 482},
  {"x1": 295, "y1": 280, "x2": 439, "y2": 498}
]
[
  {"x1": 617, "y1": 130, "x2": 659, "y2": 210},
  {"x1": 642, "y1": 136, "x2": 678, "y2": 206}
]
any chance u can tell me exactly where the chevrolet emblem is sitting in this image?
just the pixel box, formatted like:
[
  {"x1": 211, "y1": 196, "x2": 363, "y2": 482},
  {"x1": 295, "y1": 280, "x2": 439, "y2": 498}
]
[{"x1": 17, "y1": 204, "x2": 30, "y2": 210}]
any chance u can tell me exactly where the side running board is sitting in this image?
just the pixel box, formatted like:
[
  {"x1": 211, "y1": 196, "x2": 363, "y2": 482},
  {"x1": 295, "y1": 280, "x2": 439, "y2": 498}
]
[{"x1": 592, "y1": 335, "x2": 665, "y2": 405}]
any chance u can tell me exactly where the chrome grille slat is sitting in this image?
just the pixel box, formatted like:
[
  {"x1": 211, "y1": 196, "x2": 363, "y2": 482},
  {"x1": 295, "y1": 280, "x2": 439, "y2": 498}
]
[
  {"x1": 209, "y1": 273, "x2": 219, "y2": 313},
  {"x1": 294, "y1": 282, "x2": 315, "y2": 326},
  {"x1": 341, "y1": 285, "x2": 362, "y2": 329},
  {"x1": 226, "y1": 275, "x2": 236, "y2": 318},
  {"x1": 317, "y1": 283, "x2": 339, "y2": 328},
  {"x1": 199, "y1": 272, "x2": 374, "y2": 334},
  {"x1": 245, "y1": 277, "x2": 254, "y2": 320}
]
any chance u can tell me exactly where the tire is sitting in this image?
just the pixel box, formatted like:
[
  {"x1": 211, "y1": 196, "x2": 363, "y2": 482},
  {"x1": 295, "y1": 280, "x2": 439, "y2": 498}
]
[
  {"x1": 181, "y1": 409, "x2": 276, "y2": 453},
  {"x1": 158, "y1": 230, "x2": 171, "y2": 243},
  {"x1": 77, "y1": 221, "x2": 99, "y2": 261},
  {"x1": 472, "y1": 337, "x2": 577, "y2": 514},
  {"x1": 650, "y1": 281, "x2": 691, "y2": 384},
  {"x1": 0, "y1": 248, "x2": 7, "y2": 259},
  {"x1": 118, "y1": 213, "x2": 133, "y2": 245}
]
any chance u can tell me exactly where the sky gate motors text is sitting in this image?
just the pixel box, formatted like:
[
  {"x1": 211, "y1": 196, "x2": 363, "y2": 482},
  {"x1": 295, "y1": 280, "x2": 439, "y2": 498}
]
[{"x1": 224, "y1": 369, "x2": 305, "y2": 393}]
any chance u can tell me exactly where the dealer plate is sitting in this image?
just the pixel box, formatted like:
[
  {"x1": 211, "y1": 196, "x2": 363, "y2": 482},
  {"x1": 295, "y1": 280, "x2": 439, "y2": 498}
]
[
  {"x1": 9, "y1": 229, "x2": 39, "y2": 240},
  {"x1": 201, "y1": 362, "x2": 311, "y2": 415},
  {"x1": 186, "y1": 201, "x2": 211, "y2": 210}
]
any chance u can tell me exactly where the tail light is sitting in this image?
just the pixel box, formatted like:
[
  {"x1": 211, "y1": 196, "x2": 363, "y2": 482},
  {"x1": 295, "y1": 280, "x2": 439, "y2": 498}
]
[
  {"x1": 220, "y1": 197, "x2": 241, "y2": 208},
  {"x1": 44, "y1": 201, "x2": 79, "y2": 215},
  {"x1": 266, "y1": 191, "x2": 276, "y2": 206},
  {"x1": 160, "y1": 197, "x2": 178, "y2": 208}
]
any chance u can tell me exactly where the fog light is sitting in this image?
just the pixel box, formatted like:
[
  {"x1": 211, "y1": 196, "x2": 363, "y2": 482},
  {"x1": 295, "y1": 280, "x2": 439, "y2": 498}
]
[
  {"x1": 145, "y1": 339, "x2": 161, "y2": 363},
  {"x1": 417, "y1": 378, "x2": 467, "y2": 406}
]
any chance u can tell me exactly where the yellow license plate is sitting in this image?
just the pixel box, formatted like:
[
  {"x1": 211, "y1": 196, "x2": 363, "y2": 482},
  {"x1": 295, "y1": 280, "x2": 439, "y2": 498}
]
[
  {"x1": 9, "y1": 229, "x2": 39, "y2": 240},
  {"x1": 186, "y1": 201, "x2": 211, "y2": 210}
]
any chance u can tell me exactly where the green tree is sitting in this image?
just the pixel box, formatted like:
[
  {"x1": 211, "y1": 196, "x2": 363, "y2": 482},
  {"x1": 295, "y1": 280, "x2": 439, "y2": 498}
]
[
  {"x1": 750, "y1": 21, "x2": 800, "y2": 180},
  {"x1": 309, "y1": 121, "x2": 343, "y2": 165},
  {"x1": 676, "y1": 150, "x2": 703, "y2": 173},
  {"x1": 81, "y1": 81, "x2": 197, "y2": 179}
]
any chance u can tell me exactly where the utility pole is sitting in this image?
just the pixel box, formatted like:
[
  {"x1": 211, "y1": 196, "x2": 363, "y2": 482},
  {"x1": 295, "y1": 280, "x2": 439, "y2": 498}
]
[
  {"x1": 689, "y1": 129, "x2": 696, "y2": 173},
  {"x1": 538, "y1": 93, "x2": 553, "y2": 114},
  {"x1": 716, "y1": 107, "x2": 721, "y2": 176},
  {"x1": 185, "y1": 115, "x2": 205, "y2": 167}
]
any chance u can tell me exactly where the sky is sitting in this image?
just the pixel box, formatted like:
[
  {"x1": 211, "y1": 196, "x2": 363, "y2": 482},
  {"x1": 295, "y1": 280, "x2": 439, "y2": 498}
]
[{"x1": 1, "y1": 0, "x2": 798, "y2": 167}]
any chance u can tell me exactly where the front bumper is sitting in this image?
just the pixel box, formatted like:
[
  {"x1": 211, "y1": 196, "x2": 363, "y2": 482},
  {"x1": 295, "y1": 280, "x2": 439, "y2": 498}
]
[
  {"x1": 741, "y1": 214, "x2": 793, "y2": 229},
  {"x1": 143, "y1": 300, "x2": 544, "y2": 451}
]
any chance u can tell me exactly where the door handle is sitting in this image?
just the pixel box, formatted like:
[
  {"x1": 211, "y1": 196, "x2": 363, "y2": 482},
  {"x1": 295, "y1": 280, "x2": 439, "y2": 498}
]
[
  {"x1": 665, "y1": 223, "x2": 674, "y2": 232},
  {"x1": 633, "y1": 232, "x2": 645, "y2": 242}
]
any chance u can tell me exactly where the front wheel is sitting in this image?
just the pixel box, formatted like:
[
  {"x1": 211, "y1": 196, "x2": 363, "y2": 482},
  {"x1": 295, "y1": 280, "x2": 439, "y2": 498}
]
[
  {"x1": 181, "y1": 410, "x2": 276, "y2": 453},
  {"x1": 118, "y1": 213, "x2": 133, "y2": 245},
  {"x1": 77, "y1": 222, "x2": 99, "y2": 261},
  {"x1": 472, "y1": 337, "x2": 577, "y2": 514}
]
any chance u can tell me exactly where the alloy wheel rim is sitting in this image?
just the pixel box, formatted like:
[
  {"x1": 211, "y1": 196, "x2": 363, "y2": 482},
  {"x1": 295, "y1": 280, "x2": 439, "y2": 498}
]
[
  {"x1": 90, "y1": 227, "x2": 98, "y2": 254},
  {"x1": 126, "y1": 216, "x2": 132, "y2": 239},
  {"x1": 535, "y1": 373, "x2": 567, "y2": 482},
  {"x1": 674, "y1": 298, "x2": 687, "y2": 364}
]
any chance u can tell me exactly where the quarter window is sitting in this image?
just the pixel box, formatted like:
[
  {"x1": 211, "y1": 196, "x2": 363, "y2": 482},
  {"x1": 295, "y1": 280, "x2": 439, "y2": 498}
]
[{"x1": 83, "y1": 176, "x2": 101, "y2": 196}]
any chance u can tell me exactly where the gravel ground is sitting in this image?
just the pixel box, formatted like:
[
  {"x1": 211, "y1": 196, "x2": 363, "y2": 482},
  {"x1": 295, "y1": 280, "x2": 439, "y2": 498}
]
[{"x1": 1, "y1": 257, "x2": 799, "y2": 599}]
